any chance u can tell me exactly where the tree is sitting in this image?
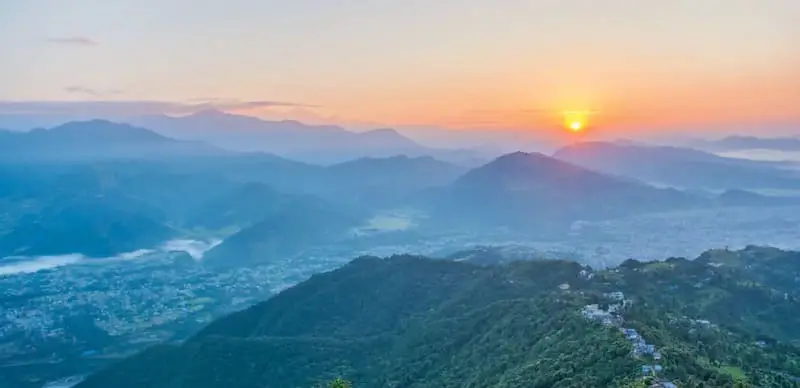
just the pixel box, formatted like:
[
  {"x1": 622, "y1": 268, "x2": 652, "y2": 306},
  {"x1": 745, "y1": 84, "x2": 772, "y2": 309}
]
[{"x1": 327, "y1": 378, "x2": 352, "y2": 388}]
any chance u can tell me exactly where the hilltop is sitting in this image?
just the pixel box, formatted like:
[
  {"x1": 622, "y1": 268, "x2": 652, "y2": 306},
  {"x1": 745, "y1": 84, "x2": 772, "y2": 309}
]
[{"x1": 428, "y1": 152, "x2": 696, "y2": 233}]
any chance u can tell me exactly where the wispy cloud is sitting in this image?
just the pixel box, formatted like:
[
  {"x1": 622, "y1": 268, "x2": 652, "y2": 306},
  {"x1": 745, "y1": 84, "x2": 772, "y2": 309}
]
[
  {"x1": 46, "y1": 36, "x2": 98, "y2": 46},
  {"x1": 65, "y1": 86, "x2": 125, "y2": 97},
  {"x1": 0, "y1": 99, "x2": 318, "y2": 116},
  {"x1": 185, "y1": 97, "x2": 319, "y2": 110}
]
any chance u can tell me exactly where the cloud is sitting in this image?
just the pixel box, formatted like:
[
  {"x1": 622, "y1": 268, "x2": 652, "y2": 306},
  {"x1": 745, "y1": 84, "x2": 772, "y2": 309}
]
[
  {"x1": 0, "y1": 99, "x2": 318, "y2": 116},
  {"x1": 196, "y1": 99, "x2": 318, "y2": 111},
  {"x1": 185, "y1": 97, "x2": 318, "y2": 110},
  {"x1": 65, "y1": 86, "x2": 125, "y2": 97},
  {"x1": 46, "y1": 36, "x2": 98, "y2": 46}
]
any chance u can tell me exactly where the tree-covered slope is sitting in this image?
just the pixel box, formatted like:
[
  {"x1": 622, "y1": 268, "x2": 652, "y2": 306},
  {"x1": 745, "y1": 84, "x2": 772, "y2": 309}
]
[
  {"x1": 200, "y1": 201, "x2": 362, "y2": 269},
  {"x1": 0, "y1": 194, "x2": 174, "y2": 258},
  {"x1": 78, "y1": 251, "x2": 800, "y2": 388}
]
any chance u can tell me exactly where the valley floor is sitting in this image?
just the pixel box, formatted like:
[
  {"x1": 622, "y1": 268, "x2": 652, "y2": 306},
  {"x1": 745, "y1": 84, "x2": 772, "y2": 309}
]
[{"x1": 2, "y1": 206, "x2": 800, "y2": 387}]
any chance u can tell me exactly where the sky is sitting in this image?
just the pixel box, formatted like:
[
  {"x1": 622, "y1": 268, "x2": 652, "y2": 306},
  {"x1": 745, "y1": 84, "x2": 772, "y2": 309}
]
[{"x1": 2, "y1": 0, "x2": 799, "y2": 137}]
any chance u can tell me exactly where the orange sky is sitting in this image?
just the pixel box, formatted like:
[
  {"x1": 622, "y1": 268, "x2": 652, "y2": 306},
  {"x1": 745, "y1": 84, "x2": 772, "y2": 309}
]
[
  {"x1": 4, "y1": 1, "x2": 800, "y2": 135},
  {"x1": 239, "y1": 60, "x2": 800, "y2": 136}
]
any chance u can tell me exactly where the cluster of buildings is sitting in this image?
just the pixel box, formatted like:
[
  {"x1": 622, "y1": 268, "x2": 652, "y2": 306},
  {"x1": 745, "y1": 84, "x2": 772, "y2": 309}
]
[
  {"x1": 580, "y1": 291, "x2": 629, "y2": 326},
  {"x1": 622, "y1": 328, "x2": 658, "y2": 357},
  {"x1": 581, "y1": 304, "x2": 620, "y2": 326},
  {"x1": 581, "y1": 291, "x2": 679, "y2": 388}
]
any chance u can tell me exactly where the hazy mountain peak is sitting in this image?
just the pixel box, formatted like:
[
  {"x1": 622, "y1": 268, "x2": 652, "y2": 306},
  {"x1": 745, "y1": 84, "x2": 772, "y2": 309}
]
[
  {"x1": 366, "y1": 127, "x2": 401, "y2": 135},
  {"x1": 487, "y1": 151, "x2": 570, "y2": 170},
  {"x1": 452, "y1": 151, "x2": 618, "y2": 194},
  {"x1": 278, "y1": 119, "x2": 302, "y2": 125},
  {"x1": 0, "y1": 119, "x2": 226, "y2": 162},
  {"x1": 495, "y1": 150, "x2": 548, "y2": 160},
  {"x1": 357, "y1": 127, "x2": 420, "y2": 146},
  {"x1": 49, "y1": 119, "x2": 168, "y2": 140}
]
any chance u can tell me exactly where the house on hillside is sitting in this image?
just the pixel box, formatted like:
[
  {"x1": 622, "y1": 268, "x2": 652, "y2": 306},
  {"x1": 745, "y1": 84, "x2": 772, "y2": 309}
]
[{"x1": 606, "y1": 291, "x2": 625, "y2": 301}]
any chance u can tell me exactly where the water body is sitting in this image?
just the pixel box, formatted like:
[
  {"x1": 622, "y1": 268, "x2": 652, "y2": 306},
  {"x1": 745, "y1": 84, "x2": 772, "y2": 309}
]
[
  {"x1": 42, "y1": 375, "x2": 84, "y2": 388},
  {"x1": 0, "y1": 238, "x2": 222, "y2": 277},
  {"x1": 716, "y1": 149, "x2": 800, "y2": 163},
  {"x1": 0, "y1": 254, "x2": 84, "y2": 276},
  {"x1": 160, "y1": 238, "x2": 222, "y2": 260}
]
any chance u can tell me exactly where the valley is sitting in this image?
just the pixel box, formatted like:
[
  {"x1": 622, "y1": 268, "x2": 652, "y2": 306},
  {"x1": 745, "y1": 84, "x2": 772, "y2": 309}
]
[{"x1": 4, "y1": 202, "x2": 800, "y2": 386}]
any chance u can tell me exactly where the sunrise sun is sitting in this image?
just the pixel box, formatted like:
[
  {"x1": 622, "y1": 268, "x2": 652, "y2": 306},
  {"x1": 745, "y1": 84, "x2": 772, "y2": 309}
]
[{"x1": 562, "y1": 110, "x2": 590, "y2": 133}]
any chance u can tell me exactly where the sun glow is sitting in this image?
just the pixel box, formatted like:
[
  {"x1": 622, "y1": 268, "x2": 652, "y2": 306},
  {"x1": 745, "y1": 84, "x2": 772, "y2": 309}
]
[{"x1": 562, "y1": 110, "x2": 592, "y2": 133}]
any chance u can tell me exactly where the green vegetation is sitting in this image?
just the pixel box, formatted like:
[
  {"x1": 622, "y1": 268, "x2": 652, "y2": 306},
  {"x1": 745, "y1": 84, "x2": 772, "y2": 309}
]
[
  {"x1": 77, "y1": 248, "x2": 800, "y2": 387},
  {"x1": 718, "y1": 365, "x2": 747, "y2": 381},
  {"x1": 324, "y1": 378, "x2": 352, "y2": 388}
]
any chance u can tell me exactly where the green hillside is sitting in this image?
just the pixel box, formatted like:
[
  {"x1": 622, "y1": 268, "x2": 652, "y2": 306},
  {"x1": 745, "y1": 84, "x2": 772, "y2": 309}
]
[
  {"x1": 77, "y1": 248, "x2": 800, "y2": 387},
  {"x1": 0, "y1": 194, "x2": 174, "y2": 258}
]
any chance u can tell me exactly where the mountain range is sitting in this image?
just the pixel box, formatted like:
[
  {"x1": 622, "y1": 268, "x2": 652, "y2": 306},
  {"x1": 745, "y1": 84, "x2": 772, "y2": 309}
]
[
  {"x1": 127, "y1": 110, "x2": 487, "y2": 165},
  {"x1": 0, "y1": 112, "x2": 490, "y2": 165},
  {"x1": 3, "y1": 120, "x2": 800, "y2": 262}
]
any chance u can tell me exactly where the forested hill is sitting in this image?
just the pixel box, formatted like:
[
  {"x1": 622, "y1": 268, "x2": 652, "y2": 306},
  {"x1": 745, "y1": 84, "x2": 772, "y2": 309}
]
[{"x1": 78, "y1": 248, "x2": 800, "y2": 388}]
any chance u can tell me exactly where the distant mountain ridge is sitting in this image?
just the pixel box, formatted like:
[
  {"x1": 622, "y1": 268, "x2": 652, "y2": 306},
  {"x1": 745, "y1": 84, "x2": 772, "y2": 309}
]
[
  {"x1": 694, "y1": 135, "x2": 800, "y2": 152},
  {"x1": 554, "y1": 141, "x2": 800, "y2": 190},
  {"x1": 127, "y1": 110, "x2": 484, "y2": 165},
  {"x1": 715, "y1": 189, "x2": 800, "y2": 207},
  {"x1": 0, "y1": 120, "x2": 223, "y2": 162}
]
